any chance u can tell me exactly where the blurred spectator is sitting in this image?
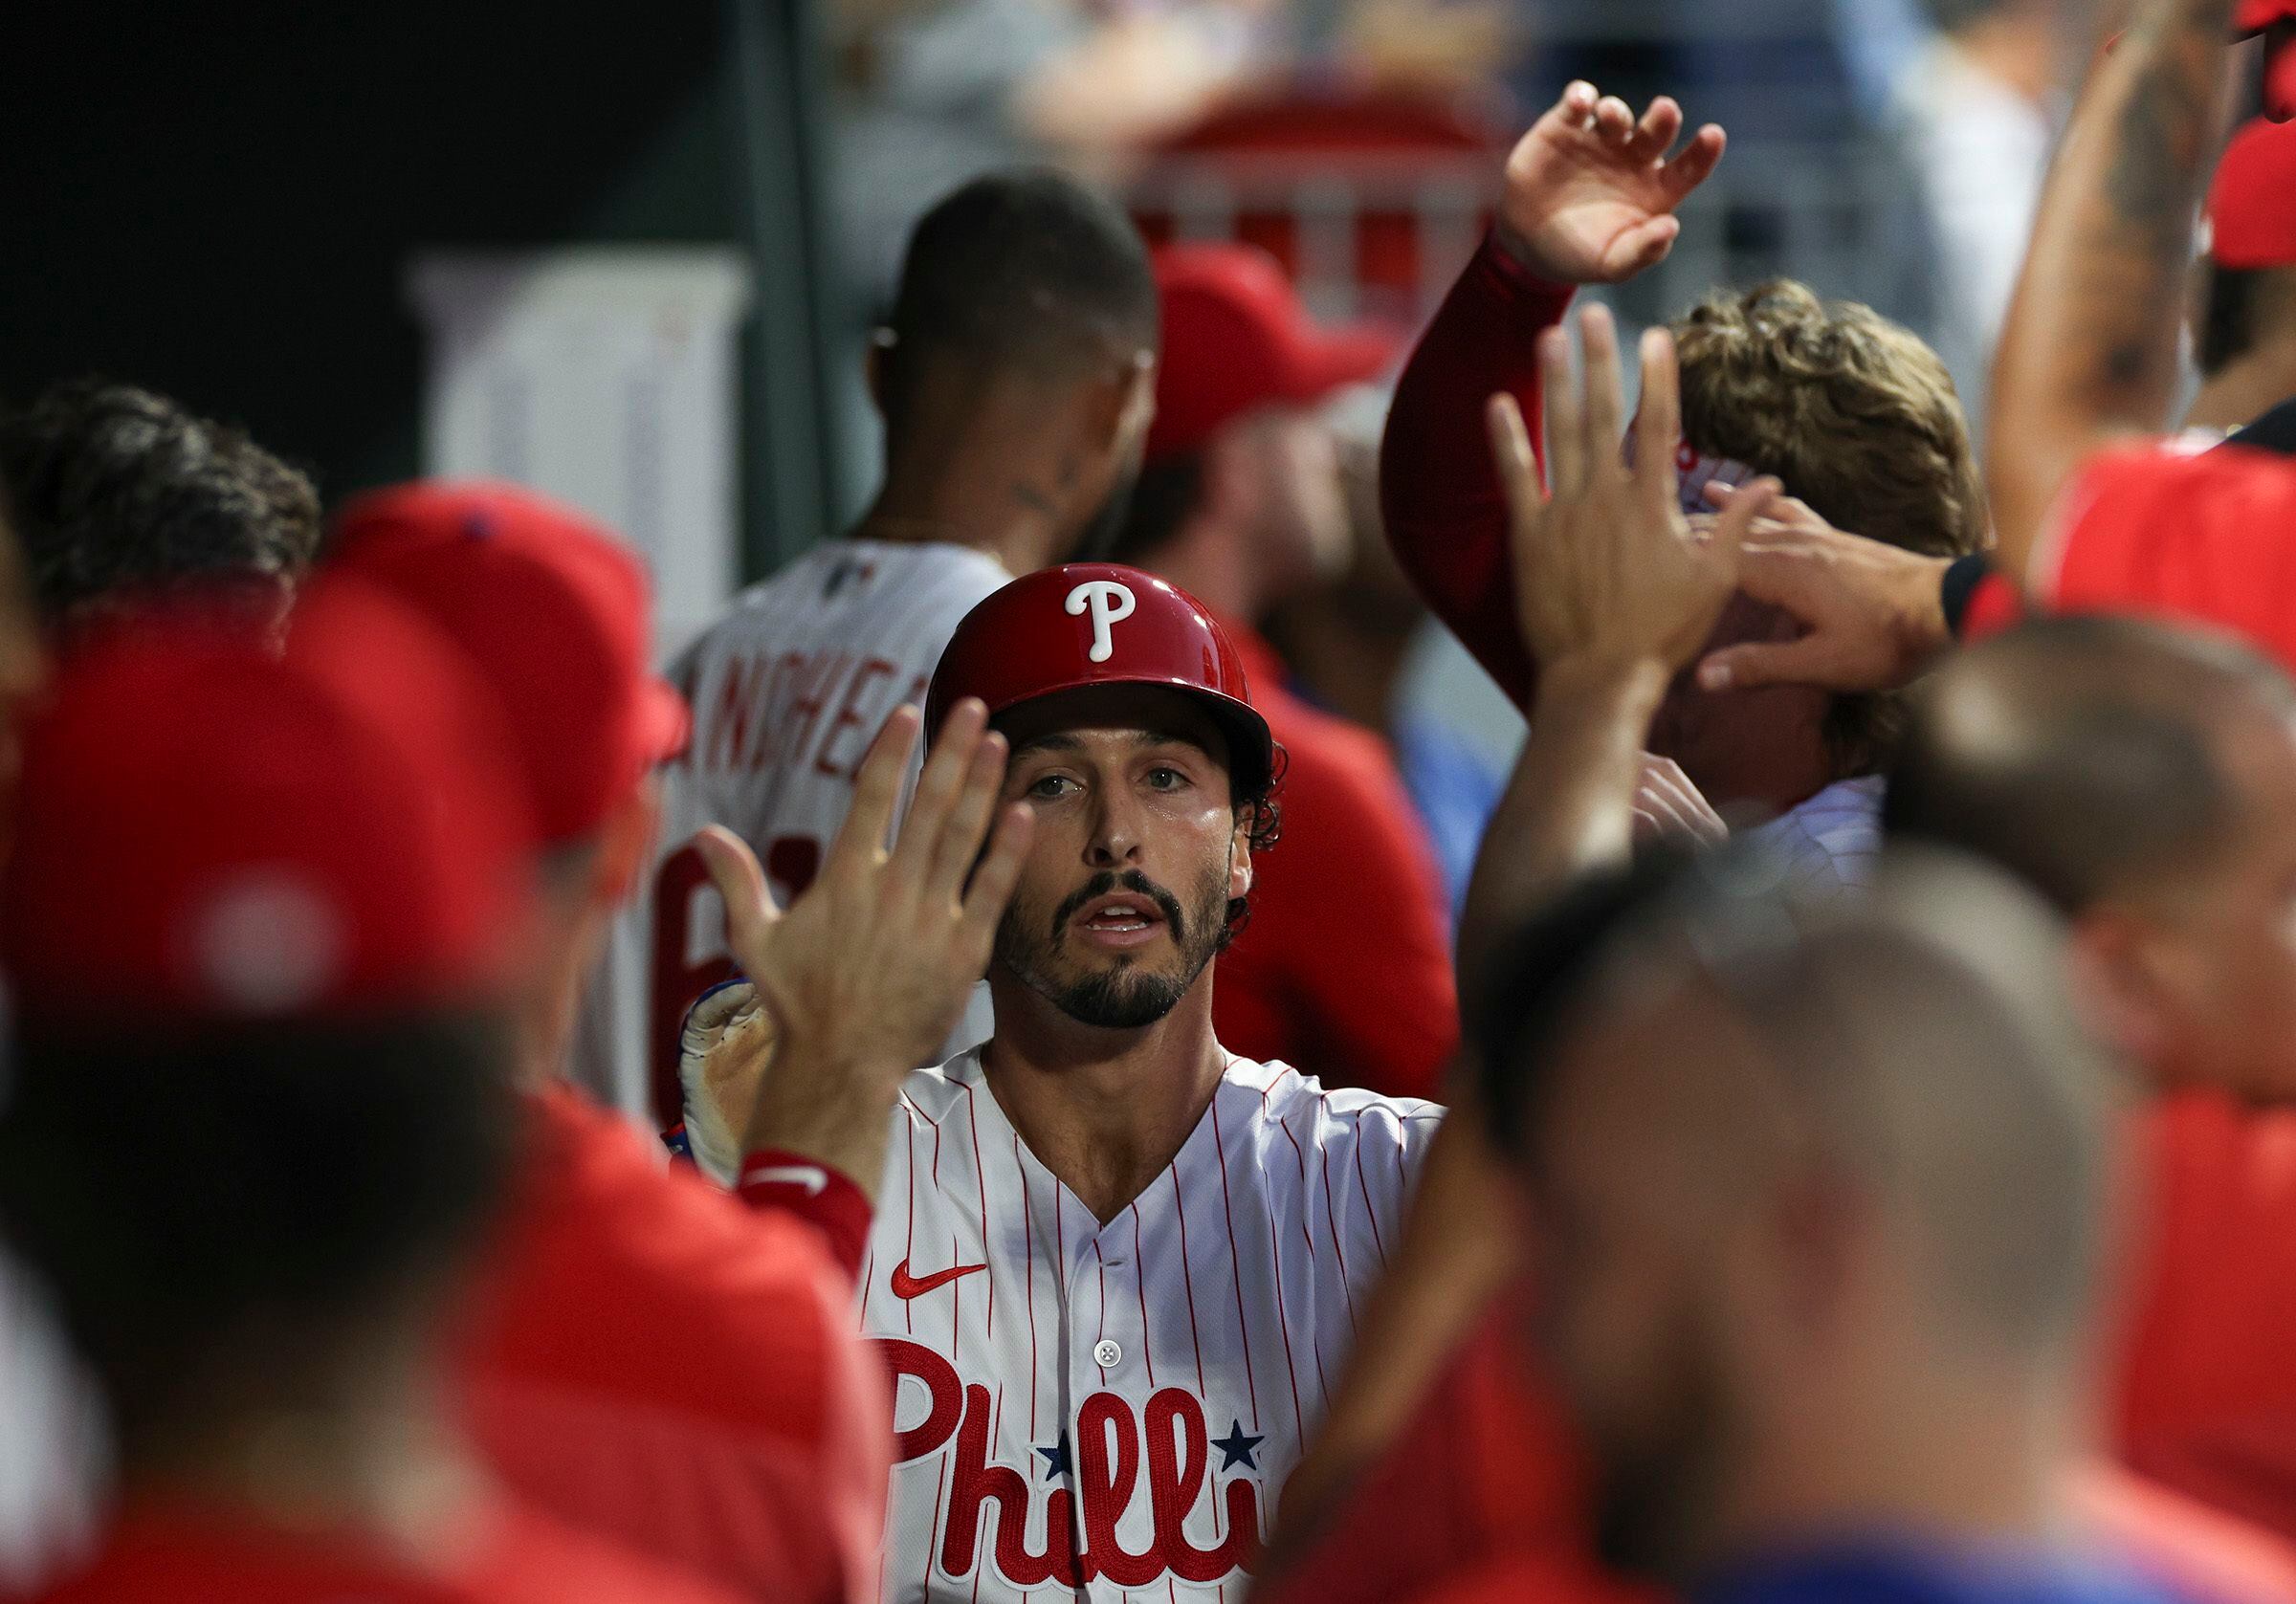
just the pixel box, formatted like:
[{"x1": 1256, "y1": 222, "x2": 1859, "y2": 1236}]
[
  {"x1": 1115, "y1": 241, "x2": 1458, "y2": 1098},
  {"x1": 1266, "y1": 391, "x2": 1511, "y2": 916},
  {"x1": 828, "y1": 0, "x2": 1281, "y2": 300},
  {"x1": 0, "y1": 381, "x2": 320, "y2": 634},
  {"x1": 2191, "y1": 117, "x2": 2296, "y2": 443},
  {"x1": 1888, "y1": 0, "x2": 2069, "y2": 428},
  {"x1": 0, "y1": 587, "x2": 734, "y2": 1604},
  {"x1": 336, "y1": 483, "x2": 892, "y2": 1603}
]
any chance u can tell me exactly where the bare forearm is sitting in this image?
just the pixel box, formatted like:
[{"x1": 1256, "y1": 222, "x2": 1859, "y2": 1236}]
[
  {"x1": 1989, "y1": 0, "x2": 2234, "y2": 578},
  {"x1": 1458, "y1": 654, "x2": 1668, "y2": 989}
]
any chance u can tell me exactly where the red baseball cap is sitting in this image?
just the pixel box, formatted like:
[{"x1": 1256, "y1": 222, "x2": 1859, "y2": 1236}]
[
  {"x1": 1145, "y1": 244, "x2": 1399, "y2": 464},
  {"x1": 2, "y1": 581, "x2": 536, "y2": 1023},
  {"x1": 2209, "y1": 117, "x2": 2296, "y2": 269},
  {"x1": 331, "y1": 481, "x2": 689, "y2": 845},
  {"x1": 925, "y1": 562, "x2": 1275, "y2": 796}
]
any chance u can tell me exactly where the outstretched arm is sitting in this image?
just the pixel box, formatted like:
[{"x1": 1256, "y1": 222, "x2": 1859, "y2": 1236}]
[
  {"x1": 1381, "y1": 82, "x2": 1725, "y2": 710},
  {"x1": 1988, "y1": 0, "x2": 2238, "y2": 580},
  {"x1": 1457, "y1": 305, "x2": 1773, "y2": 983}
]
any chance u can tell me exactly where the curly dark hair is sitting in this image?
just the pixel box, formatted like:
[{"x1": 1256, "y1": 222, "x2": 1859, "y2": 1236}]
[
  {"x1": 1221, "y1": 742, "x2": 1287, "y2": 945},
  {"x1": 0, "y1": 379, "x2": 321, "y2": 627}
]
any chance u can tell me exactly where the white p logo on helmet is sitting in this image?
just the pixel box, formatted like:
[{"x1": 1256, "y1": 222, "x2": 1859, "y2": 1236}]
[{"x1": 1066, "y1": 579, "x2": 1137, "y2": 664}]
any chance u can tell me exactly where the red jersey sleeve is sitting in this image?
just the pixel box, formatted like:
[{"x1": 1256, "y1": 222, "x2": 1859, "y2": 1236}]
[
  {"x1": 1380, "y1": 235, "x2": 1576, "y2": 711},
  {"x1": 2038, "y1": 444, "x2": 2296, "y2": 675}
]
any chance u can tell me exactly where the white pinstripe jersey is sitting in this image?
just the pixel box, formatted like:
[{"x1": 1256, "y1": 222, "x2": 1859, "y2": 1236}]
[
  {"x1": 1742, "y1": 775, "x2": 1886, "y2": 901},
  {"x1": 862, "y1": 1046, "x2": 1443, "y2": 1604},
  {"x1": 570, "y1": 540, "x2": 1011, "y2": 1126}
]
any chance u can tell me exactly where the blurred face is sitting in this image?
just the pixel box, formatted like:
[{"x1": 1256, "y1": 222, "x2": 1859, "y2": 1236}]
[
  {"x1": 1234, "y1": 407, "x2": 1352, "y2": 598},
  {"x1": 2124, "y1": 708, "x2": 2296, "y2": 1101},
  {"x1": 991, "y1": 685, "x2": 1252, "y2": 1029},
  {"x1": 1524, "y1": 994, "x2": 1755, "y2": 1582},
  {"x1": 1646, "y1": 593, "x2": 1833, "y2": 813}
]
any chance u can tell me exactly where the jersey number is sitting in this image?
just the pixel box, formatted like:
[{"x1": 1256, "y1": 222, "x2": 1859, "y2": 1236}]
[{"x1": 646, "y1": 834, "x2": 821, "y2": 1131}]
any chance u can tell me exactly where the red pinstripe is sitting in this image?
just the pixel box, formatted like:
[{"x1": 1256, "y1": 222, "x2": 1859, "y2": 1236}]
[
  {"x1": 1275, "y1": 1111, "x2": 1334, "y2": 1405},
  {"x1": 1130, "y1": 1203, "x2": 1157, "y2": 1387},
  {"x1": 964, "y1": 1082, "x2": 994, "y2": 1341},
  {"x1": 1094, "y1": 1237, "x2": 1109, "y2": 1384},
  {"x1": 1017, "y1": 1133, "x2": 1038, "y2": 1440},
  {"x1": 1169, "y1": 1161, "x2": 1206, "y2": 1395},
  {"x1": 904, "y1": 1113, "x2": 917, "y2": 1335},
  {"x1": 1352, "y1": 1114, "x2": 1389, "y2": 1269},
  {"x1": 1208, "y1": 1092, "x2": 1261, "y2": 1430},
  {"x1": 1265, "y1": 1196, "x2": 1310, "y2": 1435}
]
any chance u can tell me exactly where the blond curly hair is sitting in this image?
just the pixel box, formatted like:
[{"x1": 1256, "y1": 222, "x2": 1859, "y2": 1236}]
[{"x1": 1673, "y1": 279, "x2": 1987, "y2": 774}]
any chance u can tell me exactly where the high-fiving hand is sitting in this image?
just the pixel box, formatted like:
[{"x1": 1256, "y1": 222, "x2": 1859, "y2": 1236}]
[
  {"x1": 691, "y1": 699, "x2": 1032, "y2": 1194},
  {"x1": 1489, "y1": 303, "x2": 1777, "y2": 677},
  {"x1": 1496, "y1": 80, "x2": 1727, "y2": 285}
]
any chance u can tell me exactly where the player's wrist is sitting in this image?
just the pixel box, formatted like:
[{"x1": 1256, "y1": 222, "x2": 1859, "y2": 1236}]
[{"x1": 1534, "y1": 652, "x2": 1672, "y2": 721}]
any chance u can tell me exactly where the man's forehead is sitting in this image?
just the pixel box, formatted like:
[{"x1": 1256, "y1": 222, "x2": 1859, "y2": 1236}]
[{"x1": 995, "y1": 684, "x2": 1231, "y2": 764}]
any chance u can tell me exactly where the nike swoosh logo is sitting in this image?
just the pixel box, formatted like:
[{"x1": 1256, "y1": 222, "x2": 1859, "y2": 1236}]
[
  {"x1": 891, "y1": 1258, "x2": 988, "y2": 1300},
  {"x1": 745, "y1": 1164, "x2": 828, "y2": 1197}
]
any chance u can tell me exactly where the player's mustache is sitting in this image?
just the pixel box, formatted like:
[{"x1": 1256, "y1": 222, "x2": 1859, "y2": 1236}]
[{"x1": 1050, "y1": 869, "x2": 1186, "y2": 943}]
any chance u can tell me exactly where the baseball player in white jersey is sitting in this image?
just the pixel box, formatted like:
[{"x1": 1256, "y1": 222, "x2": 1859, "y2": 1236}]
[
  {"x1": 569, "y1": 167, "x2": 1162, "y2": 1134},
  {"x1": 704, "y1": 563, "x2": 1442, "y2": 1600}
]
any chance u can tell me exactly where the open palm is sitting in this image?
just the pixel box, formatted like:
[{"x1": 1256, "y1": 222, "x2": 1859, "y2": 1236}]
[{"x1": 1497, "y1": 81, "x2": 1727, "y2": 285}]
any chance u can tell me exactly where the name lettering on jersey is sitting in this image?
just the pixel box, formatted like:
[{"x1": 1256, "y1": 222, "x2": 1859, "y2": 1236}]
[
  {"x1": 1066, "y1": 580, "x2": 1137, "y2": 664},
  {"x1": 702, "y1": 649, "x2": 927, "y2": 777},
  {"x1": 879, "y1": 1338, "x2": 1265, "y2": 1589}
]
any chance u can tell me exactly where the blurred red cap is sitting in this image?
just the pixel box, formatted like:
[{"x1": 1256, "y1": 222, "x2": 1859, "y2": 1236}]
[
  {"x1": 2236, "y1": 0, "x2": 2296, "y2": 34},
  {"x1": 2, "y1": 582, "x2": 536, "y2": 1022},
  {"x1": 1145, "y1": 244, "x2": 1398, "y2": 464},
  {"x1": 2208, "y1": 117, "x2": 2296, "y2": 268},
  {"x1": 332, "y1": 481, "x2": 688, "y2": 845}
]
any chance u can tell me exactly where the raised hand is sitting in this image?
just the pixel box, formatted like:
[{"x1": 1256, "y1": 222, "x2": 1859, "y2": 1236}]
[
  {"x1": 1496, "y1": 80, "x2": 1727, "y2": 285},
  {"x1": 1691, "y1": 483, "x2": 1955, "y2": 694},
  {"x1": 692, "y1": 700, "x2": 1032, "y2": 1193},
  {"x1": 1489, "y1": 303, "x2": 1777, "y2": 676}
]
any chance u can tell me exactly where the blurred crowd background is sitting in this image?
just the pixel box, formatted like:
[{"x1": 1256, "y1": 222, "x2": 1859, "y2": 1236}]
[{"x1": 0, "y1": 0, "x2": 2106, "y2": 912}]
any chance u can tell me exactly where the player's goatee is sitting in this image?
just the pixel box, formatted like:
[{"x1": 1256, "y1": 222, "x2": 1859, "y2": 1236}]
[{"x1": 996, "y1": 865, "x2": 1227, "y2": 1028}]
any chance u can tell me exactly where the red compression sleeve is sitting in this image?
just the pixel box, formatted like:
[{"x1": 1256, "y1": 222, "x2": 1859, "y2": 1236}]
[
  {"x1": 1380, "y1": 235, "x2": 1576, "y2": 713},
  {"x1": 738, "y1": 1150, "x2": 873, "y2": 1284}
]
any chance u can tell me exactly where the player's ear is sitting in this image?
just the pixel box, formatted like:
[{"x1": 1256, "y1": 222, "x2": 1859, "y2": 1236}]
[
  {"x1": 1227, "y1": 802, "x2": 1255, "y2": 901},
  {"x1": 865, "y1": 328, "x2": 895, "y2": 417},
  {"x1": 1090, "y1": 348, "x2": 1158, "y2": 458},
  {"x1": 2069, "y1": 906, "x2": 2177, "y2": 1070}
]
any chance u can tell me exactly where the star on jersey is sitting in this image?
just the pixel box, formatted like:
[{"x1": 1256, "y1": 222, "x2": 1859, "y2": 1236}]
[
  {"x1": 1035, "y1": 1434, "x2": 1072, "y2": 1481},
  {"x1": 1211, "y1": 1419, "x2": 1264, "y2": 1473}
]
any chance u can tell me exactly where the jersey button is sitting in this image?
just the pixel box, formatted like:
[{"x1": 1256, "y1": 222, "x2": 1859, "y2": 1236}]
[{"x1": 1093, "y1": 1338, "x2": 1123, "y2": 1369}]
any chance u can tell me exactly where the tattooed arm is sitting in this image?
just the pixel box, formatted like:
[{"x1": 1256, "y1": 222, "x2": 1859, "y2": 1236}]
[{"x1": 1988, "y1": 0, "x2": 2236, "y2": 582}]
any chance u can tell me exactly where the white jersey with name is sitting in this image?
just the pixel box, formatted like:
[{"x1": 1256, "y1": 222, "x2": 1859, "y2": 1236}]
[
  {"x1": 571, "y1": 540, "x2": 1012, "y2": 1126},
  {"x1": 862, "y1": 1047, "x2": 1442, "y2": 1603}
]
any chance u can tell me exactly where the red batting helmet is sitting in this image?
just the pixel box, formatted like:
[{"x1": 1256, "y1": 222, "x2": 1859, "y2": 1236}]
[{"x1": 925, "y1": 563, "x2": 1276, "y2": 797}]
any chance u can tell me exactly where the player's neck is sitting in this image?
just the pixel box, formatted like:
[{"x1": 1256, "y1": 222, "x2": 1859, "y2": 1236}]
[
  {"x1": 1695, "y1": 1349, "x2": 2082, "y2": 1581},
  {"x1": 124, "y1": 1305, "x2": 489, "y2": 1562},
  {"x1": 2186, "y1": 347, "x2": 2296, "y2": 437},
  {"x1": 854, "y1": 440, "x2": 1078, "y2": 577},
  {"x1": 981, "y1": 972, "x2": 1228, "y2": 1224}
]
